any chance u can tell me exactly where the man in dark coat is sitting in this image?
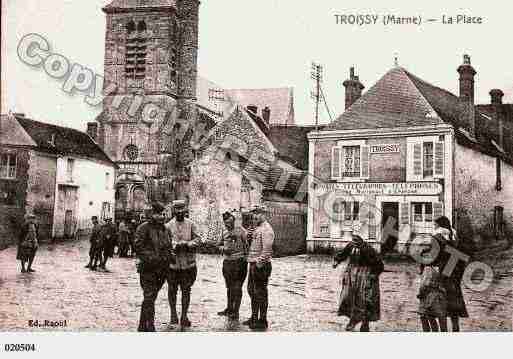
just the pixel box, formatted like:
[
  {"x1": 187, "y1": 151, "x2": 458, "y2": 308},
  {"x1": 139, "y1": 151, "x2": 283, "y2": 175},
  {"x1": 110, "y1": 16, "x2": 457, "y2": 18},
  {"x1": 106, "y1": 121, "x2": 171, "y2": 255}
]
[
  {"x1": 16, "y1": 213, "x2": 39, "y2": 273},
  {"x1": 134, "y1": 202, "x2": 174, "y2": 332},
  {"x1": 85, "y1": 216, "x2": 101, "y2": 270},
  {"x1": 99, "y1": 218, "x2": 117, "y2": 271}
]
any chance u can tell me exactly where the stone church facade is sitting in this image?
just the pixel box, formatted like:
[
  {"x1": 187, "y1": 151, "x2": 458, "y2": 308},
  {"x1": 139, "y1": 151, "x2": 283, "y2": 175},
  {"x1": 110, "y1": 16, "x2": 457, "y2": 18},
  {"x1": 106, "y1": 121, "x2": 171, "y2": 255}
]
[{"x1": 88, "y1": 0, "x2": 202, "y2": 219}]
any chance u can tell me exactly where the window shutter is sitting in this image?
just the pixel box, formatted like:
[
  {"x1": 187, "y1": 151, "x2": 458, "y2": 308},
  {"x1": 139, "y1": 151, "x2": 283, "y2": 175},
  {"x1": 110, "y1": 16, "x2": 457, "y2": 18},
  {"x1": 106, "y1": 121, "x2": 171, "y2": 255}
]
[
  {"x1": 433, "y1": 202, "x2": 444, "y2": 220},
  {"x1": 331, "y1": 146, "x2": 341, "y2": 179},
  {"x1": 407, "y1": 140, "x2": 422, "y2": 181},
  {"x1": 400, "y1": 202, "x2": 410, "y2": 225},
  {"x1": 360, "y1": 145, "x2": 370, "y2": 179},
  {"x1": 434, "y1": 141, "x2": 444, "y2": 178}
]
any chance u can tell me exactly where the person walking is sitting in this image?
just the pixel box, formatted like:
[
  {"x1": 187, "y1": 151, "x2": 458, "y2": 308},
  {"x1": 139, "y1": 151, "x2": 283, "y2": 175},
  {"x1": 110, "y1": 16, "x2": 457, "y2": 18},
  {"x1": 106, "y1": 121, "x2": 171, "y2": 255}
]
[
  {"x1": 166, "y1": 200, "x2": 202, "y2": 328},
  {"x1": 99, "y1": 218, "x2": 117, "y2": 271},
  {"x1": 118, "y1": 219, "x2": 130, "y2": 258},
  {"x1": 217, "y1": 210, "x2": 249, "y2": 321},
  {"x1": 243, "y1": 205, "x2": 274, "y2": 330},
  {"x1": 85, "y1": 216, "x2": 102, "y2": 270},
  {"x1": 333, "y1": 233, "x2": 384, "y2": 332},
  {"x1": 433, "y1": 216, "x2": 469, "y2": 332},
  {"x1": 134, "y1": 202, "x2": 174, "y2": 332},
  {"x1": 16, "y1": 213, "x2": 39, "y2": 273}
]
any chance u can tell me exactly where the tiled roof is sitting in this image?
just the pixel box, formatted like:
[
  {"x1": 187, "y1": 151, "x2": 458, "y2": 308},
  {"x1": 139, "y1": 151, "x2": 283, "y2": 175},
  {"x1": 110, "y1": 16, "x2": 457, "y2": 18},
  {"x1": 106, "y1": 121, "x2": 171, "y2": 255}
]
[
  {"x1": 326, "y1": 67, "x2": 445, "y2": 131},
  {"x1": 103, "y1": 0, "x2": 175, "y2": 12},
  {"x1": 0, "y1": 114, "x2": 37, "y2": 147},
  {"x1": 15, "y1": 116, "x2": 116, "y2": 165},
  {"x1": 268, "y1": 125, "x2": 321, "y2": 170},
  {"x1": 225, "y1": 87, "x2": 295, "y2": 126}
]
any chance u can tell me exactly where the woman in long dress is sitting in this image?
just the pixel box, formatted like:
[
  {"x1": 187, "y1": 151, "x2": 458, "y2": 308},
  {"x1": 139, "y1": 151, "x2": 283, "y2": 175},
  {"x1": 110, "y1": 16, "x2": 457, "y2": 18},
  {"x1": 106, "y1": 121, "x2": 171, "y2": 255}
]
[
  {"x1": 333, "y1": 234, "x2": 384, "y2": 331},
  {"x1": 434, "y1": 216, "x2": 469, "y2": 331}
]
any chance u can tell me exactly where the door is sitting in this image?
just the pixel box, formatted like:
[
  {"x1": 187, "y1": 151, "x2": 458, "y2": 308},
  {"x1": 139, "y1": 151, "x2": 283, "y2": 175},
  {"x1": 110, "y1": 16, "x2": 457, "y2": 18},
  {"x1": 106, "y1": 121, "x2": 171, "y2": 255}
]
[
  {"x1": 64, "y1": 210, "x2": 74, "y2": 238},
  {"x1": 381, "y1": 202, "x2": 399, "y2": 253}
]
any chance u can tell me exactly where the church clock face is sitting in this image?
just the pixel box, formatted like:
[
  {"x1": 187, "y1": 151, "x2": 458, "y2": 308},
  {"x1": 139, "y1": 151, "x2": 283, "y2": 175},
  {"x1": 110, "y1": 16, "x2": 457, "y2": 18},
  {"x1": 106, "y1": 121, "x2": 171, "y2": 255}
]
[{"x1": 124, "y1": 144, "x2": 139, "y2": 161}]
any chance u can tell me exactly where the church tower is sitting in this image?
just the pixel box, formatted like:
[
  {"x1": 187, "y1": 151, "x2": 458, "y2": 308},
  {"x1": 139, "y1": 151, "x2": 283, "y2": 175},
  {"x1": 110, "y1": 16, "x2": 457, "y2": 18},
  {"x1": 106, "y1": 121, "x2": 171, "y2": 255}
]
[{"x1": 95, "y1": 0, "x2": 200, "y2": 218}]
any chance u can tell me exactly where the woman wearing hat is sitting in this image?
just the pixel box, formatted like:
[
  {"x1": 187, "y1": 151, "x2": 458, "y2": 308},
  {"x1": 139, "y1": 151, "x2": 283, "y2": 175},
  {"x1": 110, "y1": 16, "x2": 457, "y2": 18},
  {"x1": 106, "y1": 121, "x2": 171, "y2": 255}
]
[
  {"x1": 333, "y1": 233, "x2": 384, "y2": 331},
  {"x1": 217, "y1": 210, "x2": 249, "y2": 320},
  {"x1": 16, "y1": 213, "x2": 39, "y2": 273},
  {"x1": 425, "y1": 216, "x2": 469, "y2": 332}
]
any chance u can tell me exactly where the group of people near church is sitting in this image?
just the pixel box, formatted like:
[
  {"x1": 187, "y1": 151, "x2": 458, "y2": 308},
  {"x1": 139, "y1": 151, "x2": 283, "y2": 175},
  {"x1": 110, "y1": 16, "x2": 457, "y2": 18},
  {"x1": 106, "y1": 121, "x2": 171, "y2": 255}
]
[
  {"x1": 16, "y1": 204, "x2": 467, "y2": 332},
  {"x1": 133, "y1": 200, "x2": 274, "y2": 331},
  {"x1": 333, "y1": 215, "x2": 468, "y2": 332}
]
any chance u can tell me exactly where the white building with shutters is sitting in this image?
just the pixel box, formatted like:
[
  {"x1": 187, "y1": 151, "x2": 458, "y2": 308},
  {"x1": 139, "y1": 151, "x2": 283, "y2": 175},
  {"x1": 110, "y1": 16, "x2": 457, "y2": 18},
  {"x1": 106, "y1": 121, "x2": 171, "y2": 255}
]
[{"x1": 306, "y1": 58, "x2": 513, "y2": 253}]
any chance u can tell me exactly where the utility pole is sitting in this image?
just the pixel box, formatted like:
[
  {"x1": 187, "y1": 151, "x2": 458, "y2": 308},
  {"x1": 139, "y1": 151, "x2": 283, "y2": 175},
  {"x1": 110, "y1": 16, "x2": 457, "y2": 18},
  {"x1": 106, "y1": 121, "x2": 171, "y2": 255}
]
[{"x1": 311, "y1": 62, "x2": 323, "y2": 131}]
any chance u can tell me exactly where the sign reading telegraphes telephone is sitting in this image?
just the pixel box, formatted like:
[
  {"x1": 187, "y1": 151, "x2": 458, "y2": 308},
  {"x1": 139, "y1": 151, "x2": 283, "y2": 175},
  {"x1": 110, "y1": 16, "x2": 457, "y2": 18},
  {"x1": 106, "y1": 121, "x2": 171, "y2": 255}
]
[
  {"x1": 316, "y1": 182, "x2": 443, "y2": 196},
  {"x1": 369, "y1": 144, "x2": 400, "y2": 154}
]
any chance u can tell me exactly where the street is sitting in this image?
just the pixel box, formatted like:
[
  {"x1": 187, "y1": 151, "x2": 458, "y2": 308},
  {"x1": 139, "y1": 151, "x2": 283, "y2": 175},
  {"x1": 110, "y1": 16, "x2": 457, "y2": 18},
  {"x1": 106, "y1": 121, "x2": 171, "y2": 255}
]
[{"x1": 0, "y1": 239, "x2": 511, "y2": 332}]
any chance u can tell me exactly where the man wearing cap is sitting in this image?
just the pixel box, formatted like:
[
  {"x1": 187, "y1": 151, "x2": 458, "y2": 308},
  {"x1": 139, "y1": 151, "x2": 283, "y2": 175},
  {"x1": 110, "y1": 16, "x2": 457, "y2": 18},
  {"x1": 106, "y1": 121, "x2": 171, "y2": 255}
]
[
  {"x1": 217, "y1": 210, "x2": 249, "y2": 320},
  {"x1": 134, "y1": 202, "x2": 174, "y2": 332},
  {"x1": 85, "y1": 216, "x2": 101, "y2": 270},
  {"x1": 165, "y1": 200, "x2": 202, "y2": 328},
  {"x1": 244, "y1": 204, "x2": 274, "y2": 330},
  {"x1": 99, "y1": 218, "x2": 117, "y2": 271}
]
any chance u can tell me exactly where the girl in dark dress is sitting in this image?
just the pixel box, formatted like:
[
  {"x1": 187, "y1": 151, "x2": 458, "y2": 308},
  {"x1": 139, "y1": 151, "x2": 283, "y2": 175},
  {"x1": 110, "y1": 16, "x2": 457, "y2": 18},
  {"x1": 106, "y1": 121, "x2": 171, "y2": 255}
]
[{"x1": 333, "y1": 234, "x2": 384, "y2": 331}]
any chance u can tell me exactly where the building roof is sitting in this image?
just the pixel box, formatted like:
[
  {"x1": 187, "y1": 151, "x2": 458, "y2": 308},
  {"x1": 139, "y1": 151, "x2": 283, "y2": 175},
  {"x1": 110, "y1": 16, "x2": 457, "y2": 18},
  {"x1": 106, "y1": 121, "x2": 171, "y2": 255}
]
[
  {"x1": 268, "y1": 125, "x2": 320, "y2": 170},
  {"x1": 325, "y1": 66, "x2": 513, "y2": 164},
  {"x1": 103, "y1": 0, "x2": 175, "y2": 12},
  {"x1": 0, "y1": 114, "x2": 37, "y2": 147},
  {"x1": 14, "y1": 115, "x2": 116, "y2": 166},
  {"x1": 326, "y1": 67, "x2": 447, "y2": 131},
  {"x1": 225, "y1": 87, "x2": 295, "y2": 126}
]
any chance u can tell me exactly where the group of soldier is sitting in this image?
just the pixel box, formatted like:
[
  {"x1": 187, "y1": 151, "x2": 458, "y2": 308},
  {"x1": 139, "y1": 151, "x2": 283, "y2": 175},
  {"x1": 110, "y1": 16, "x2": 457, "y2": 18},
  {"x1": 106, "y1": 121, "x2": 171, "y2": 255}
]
[{"x1": 85, "y1": 200, "x2": 275, "y2": 332}]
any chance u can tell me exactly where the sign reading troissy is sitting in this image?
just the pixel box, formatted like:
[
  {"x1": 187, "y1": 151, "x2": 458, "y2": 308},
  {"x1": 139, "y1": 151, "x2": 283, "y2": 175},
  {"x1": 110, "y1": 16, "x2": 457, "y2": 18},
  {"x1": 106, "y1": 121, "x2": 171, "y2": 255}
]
[
  {"x1": 369, "y1": 144, "x2": 400, "y2": 154},
  {"x1": 317, "y1": 182, "x2": 442, "y2": 195}
]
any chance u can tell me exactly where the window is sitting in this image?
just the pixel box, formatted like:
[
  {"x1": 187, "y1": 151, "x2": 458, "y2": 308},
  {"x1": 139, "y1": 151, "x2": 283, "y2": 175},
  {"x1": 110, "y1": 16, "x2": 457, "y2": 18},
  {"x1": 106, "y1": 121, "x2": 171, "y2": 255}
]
[
  {"x1": 343, "y1": 146, "x2": 361, "y2": 177},
  {"x1": 101, "y1": 202, "x2": 111, "y2": 220},
  {"x1": 0, "y1": 154, "x2": 17, "y2": 179},
  {"x1": 496, "y1": 158, "x2": 502, "y2": 191},
  {"x1": 494, "y1": 206, "x2": 504, "y2": 238},
  {"x1": 125, "y1": 20, "x2": 147, "y2": 85},
  {"x1": 66, "y1": 158, "x2": 75, "y2": 182},
  {"x1": 423, "y1": 142, "x2": 434, "y2": 178},
  {"x1": 331, "y1": 141, "x2": 369, "y2": 180},
  {"x1": 333, "y1": 200, "x2": 360, "y2": 221},
  {"x1": 407, "y1": 137, "x2": 444, "y2": 181},
  {"x1": 412, "y1": 202, "x2": 433, "y2": 233},
  {"x1": 106, "y1": 172, "x2": 111, "y2": 190}
]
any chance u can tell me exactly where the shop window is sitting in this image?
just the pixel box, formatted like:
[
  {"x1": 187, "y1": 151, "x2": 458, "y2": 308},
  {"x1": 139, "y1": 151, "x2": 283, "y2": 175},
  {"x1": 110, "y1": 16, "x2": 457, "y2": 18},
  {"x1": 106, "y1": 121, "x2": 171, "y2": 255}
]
[
  {"x1": 412, "y1": 202, "x2": 433, "y2": 233},
  {"x1": 0, "y1": 188, "x2": 17, "y2": 205},
  {"x1": 333, "y1": 200, "x2": 360, "y2": 221},
  {"x1": 0, "y1": 153, "x2": 17, "y2": 179}
]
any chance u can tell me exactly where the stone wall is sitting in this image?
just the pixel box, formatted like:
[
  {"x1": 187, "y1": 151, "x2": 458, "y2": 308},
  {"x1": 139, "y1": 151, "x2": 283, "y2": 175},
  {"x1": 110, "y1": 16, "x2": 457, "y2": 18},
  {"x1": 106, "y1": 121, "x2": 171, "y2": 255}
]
[
  {"x1": 454, "y1": 143, "x2": 513, "y2": 248},
  {"x1": 0, "y1": 148, "x2": 30, "y2": 249}
]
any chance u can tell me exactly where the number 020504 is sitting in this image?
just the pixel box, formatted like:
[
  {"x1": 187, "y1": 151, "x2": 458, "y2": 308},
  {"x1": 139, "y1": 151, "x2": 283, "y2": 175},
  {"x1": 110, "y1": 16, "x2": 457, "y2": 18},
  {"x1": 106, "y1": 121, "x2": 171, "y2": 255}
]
[{"x1": 4, "y1": 344, "x2": 36, "y2": 352}]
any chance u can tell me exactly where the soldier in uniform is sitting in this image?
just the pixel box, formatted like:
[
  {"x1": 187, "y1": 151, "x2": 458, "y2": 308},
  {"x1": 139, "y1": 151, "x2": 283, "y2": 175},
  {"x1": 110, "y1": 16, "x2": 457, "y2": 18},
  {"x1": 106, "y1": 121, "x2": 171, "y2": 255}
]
[
  {"x1": 85, "y1": 216, "x2": 101, "y2": 270},
  {"x1": 134, "y1": 202, "x2": 174, "y2": 332},
  {"x1": 243, "y1": 205, "x2": 274, "y2": 330},
  {"x1": 217, "y1": 210, "x2": 249, "y2": 320},
  {"x1": 165, "y1": 200, "x2": 202, "y2": 328},
  {"x1": 99, "y1": 218, "x2": 117, "y2": 271}
]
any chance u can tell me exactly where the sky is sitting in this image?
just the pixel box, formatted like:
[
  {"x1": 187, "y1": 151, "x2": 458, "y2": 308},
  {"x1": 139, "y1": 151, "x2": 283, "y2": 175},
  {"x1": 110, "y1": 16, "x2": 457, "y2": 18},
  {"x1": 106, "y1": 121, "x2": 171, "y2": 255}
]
[{"x1": 2, "y1": 0, "x2": 513, "y2": 130}]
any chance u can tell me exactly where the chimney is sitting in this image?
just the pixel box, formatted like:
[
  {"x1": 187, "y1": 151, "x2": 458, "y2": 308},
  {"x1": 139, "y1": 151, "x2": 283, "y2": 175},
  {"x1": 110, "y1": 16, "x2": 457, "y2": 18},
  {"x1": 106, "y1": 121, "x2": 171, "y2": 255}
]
[
  {"x1": 490, "y1": 89, "x2": 504, "y2": 105},
  {"x1": 247, "y1": 105, "x2": 258, "y2": 115},
  {"x1": 343, "y1": 67, "x2": 365, "y2": 110},
  {"x1": 457, "y1": 54, "x2": 477, "y2": 104},
  {"x1": 262, "y1": 106, "x2": 271, "y2": 125},
  {"x1": 490, "y1": 89, "x2": 505, "y2": 149},
  {"x1": 87, "y1": 122, "x2": 98, "y2": 142}
]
